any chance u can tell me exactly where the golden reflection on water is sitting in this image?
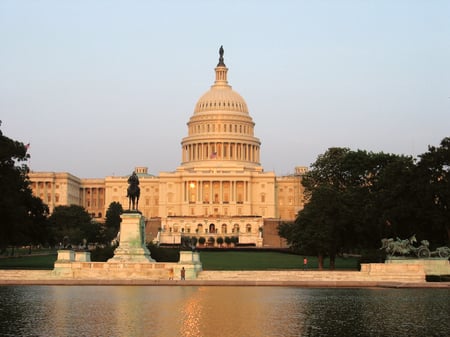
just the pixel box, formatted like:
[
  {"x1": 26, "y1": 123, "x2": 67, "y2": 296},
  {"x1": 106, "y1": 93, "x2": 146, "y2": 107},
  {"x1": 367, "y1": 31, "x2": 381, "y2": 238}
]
[
  {"x1": 16, "y1": 286, "x2": 448, "y2": 337},
  {"x1": 42, "y1": 286, "x2": 308, "y2": 337},
  {"x1": 179, "y1": 287, "x2": 306, "y2": 337}
]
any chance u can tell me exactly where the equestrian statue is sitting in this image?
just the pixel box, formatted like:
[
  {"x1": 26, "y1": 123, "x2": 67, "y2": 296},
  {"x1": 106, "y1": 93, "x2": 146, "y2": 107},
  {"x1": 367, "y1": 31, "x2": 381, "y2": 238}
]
[{"x1": 127, "y1": 171, "x2": 140, "y2": 211}]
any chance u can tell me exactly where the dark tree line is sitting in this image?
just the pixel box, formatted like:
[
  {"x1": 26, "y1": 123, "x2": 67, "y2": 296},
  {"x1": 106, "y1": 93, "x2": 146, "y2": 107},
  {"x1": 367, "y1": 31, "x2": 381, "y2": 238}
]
[
  {"x1": 0, "y1": 122, "x2": 49, "y2": 252},
  {"x1": 279, "y1": 137, "x2": 450, "y2": 269},
  {"x1": 0, "y1": 123, "x2": 122, "y2": 251}
]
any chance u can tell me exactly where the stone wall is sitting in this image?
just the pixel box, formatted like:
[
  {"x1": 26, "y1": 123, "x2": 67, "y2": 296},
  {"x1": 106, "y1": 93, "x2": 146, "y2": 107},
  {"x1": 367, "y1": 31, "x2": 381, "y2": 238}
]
[
  {"x1": 53, "y1": 249, "x2": 202, "y2": 280},
  {"x1": 385, "y1": 258, "x2": 450, "y2": 276}
]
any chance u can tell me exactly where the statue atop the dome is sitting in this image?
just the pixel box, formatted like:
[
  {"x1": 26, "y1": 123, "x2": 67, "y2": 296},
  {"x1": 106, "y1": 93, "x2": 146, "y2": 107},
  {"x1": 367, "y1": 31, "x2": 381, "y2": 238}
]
[{"x1": 217, "y1": 45, "x2": 225, "y2": 67}]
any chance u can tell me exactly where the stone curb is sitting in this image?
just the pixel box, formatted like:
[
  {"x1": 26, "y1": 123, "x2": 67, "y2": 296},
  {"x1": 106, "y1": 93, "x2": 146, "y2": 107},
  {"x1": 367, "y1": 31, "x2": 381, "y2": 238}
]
[{"x1": 0, "y1": 279, "x2": 449, "y2": 288}]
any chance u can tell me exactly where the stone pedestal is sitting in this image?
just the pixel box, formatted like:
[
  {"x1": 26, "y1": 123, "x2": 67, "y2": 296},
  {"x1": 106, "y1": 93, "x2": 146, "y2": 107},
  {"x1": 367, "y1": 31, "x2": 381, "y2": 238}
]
[
  {"x1": 75, "y1": 251, "x2": 91, "y2": 262},
  {"x1": 193, "y1": 251, "x2": 203, "y2": 273},
  {"x1": 55, "y1": 249, "x2": 75, "y2": 262},
  {"x1": 177, "y1": 251, "x2": 202, "y2": 279},
  {"x1": 53, "y1": 250, "x2": 75, "y2": 277},
  {"x1": 385, "y1": 258, "x2": 450, "y2": 276},
  {"x1": 256, "y1": 238, "x2": 263, "y2": 247},
  {"x1": 108, "y1": 212, "x2": 155, "y2": 263}
]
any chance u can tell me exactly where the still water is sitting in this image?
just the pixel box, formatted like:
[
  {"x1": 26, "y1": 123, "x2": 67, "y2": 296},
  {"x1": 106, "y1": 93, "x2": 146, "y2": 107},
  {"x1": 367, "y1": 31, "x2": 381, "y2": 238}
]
[{"x1": 0, "y1": 286, "x2": 448, "y2": 337}]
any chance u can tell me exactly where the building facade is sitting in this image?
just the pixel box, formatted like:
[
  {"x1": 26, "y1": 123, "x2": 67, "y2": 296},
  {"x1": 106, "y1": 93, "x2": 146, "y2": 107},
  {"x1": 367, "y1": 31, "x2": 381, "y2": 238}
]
[{"x1": 28, "y1": 48, "x2": 307, "y2": 247}]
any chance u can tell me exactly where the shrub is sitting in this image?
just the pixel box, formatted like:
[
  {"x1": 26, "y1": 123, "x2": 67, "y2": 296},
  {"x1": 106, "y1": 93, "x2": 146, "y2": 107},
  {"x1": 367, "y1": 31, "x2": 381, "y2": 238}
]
[
  {"x1": 90, "y1": 246, "x2": 115, "y2": 262},
  {"x1": 147, "y1": 243, "x2": 179, "y2": 262},
  {"x1": 217, "y1": 237, "x2": 224, "y2": 246},
  {"x1": 198, "y1": 237, "x2": 206, "y2": 245}
]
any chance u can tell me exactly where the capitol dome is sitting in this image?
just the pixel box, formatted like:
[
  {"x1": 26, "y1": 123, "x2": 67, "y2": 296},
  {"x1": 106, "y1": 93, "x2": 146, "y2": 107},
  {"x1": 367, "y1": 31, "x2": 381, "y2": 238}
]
[
  {"x1": 180, "y1": 46, "x2": 261, "y2": 170},
  {"x1": 194, "y1": 87, "x2": 248, "y2": 115},
  {"x1": 193, "y1": 69, "x2": 249, "y2": 115}
]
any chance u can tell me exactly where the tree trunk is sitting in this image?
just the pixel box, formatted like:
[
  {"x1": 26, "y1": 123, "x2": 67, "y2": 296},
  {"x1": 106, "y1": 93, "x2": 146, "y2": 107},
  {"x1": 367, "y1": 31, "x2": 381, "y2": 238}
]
[
  {"x1": 329, "y1": 254, "x2": 336, "y2": 270},
  {"x1": 318, "y1": 253, "x2": 324, "y2": 270}
]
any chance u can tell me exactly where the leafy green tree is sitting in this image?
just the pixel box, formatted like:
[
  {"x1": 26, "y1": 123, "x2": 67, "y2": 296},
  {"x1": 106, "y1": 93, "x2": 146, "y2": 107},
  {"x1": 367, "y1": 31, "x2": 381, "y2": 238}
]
[
  {"x1": 284, "y1": 185, "x2": 343, "y2": 269},
  {"x1": 103, "y1": 202, "x2": 123, "y2": 244},
  {"x1": 48, "y1": 205, "x2": 97, "y2": 247},
  {"x1": 280, "y1": 147, "x2": 419, "y2": 268},
  {"x1": 24, "y1": 195, "x2": 50, "y2": 246},
  {"x1": 0, "y1": 122, "x2": 49, "y2": 250},
  {"x1": 416, "y1": 137, "x2": 450, "y2": 245},
  {"x1": 368, "y1": 153, "x2": 420, "y2": 240}
]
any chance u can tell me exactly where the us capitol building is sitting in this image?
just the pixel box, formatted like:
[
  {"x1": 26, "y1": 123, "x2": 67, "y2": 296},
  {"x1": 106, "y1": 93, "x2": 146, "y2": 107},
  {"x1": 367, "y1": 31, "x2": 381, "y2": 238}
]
[{"x1": 29, "y1": 47, "x2": 307, "y2": 248}]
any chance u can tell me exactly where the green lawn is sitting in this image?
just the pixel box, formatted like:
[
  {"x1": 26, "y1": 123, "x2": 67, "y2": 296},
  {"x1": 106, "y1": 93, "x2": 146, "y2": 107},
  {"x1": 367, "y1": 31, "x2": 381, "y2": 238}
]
[
  {"x1": 199, "y1": 251, "x2": 359, "y2": 270},
  {"x1": 0, "y1": 254, "x2": 57, "y2": 270},
  {"x1": 0, "y1": 250, "x2": 359, "y2": 271}
]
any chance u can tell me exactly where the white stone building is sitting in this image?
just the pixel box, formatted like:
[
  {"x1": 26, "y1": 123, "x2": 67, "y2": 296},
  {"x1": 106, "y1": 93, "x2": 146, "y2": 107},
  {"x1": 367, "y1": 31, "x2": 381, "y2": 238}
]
[{"x1": 29, "y1": 48, "x2": 307, "y2": 247}]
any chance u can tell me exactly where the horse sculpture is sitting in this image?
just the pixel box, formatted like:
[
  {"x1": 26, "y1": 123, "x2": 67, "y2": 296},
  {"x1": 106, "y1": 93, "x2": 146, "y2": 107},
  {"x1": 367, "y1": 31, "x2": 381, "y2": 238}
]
[
  {"x1": 380, "y1": 235, "x2": 417, "y2": 256},
  {"x1": 381, "y1": 234, "x2": 450, "y2": 258},
  {"x1": 127, "y1": 171, "x2": 140, "y2": 211}
]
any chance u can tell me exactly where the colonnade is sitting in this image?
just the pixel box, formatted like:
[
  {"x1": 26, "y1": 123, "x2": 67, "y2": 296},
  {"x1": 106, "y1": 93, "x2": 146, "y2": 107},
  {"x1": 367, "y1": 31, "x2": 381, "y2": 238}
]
[
  {"x1": 183, "y1": 180, "x2": 249, "y2": 204},
  {"x1": 182, "y1": 141, "x2": 260, "y2": 163},
  {"x1": 80, "y1": 187, "x2": 104, "y2": 211}
]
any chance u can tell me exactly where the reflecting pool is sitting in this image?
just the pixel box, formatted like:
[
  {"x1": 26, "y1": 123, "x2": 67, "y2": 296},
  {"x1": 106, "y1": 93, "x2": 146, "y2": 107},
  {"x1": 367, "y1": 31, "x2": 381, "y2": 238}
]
[{"x1": 0, "y1": 286, "x2": 448, "y2": 337}]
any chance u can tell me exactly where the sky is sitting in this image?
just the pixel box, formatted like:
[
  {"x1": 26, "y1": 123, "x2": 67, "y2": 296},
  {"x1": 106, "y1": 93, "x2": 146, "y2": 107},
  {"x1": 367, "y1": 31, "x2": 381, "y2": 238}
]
[{"x1": 1, "y1": 0, "x2": 449, "y2": 178}]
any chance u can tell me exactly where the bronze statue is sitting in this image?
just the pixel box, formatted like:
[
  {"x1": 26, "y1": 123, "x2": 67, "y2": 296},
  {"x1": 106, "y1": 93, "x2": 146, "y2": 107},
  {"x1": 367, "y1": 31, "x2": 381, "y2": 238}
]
[
  {"x1": 127, "y1": 171, "x2": 140, "y2": 211},
  {"x1": 217, "y1": 45, "x2": 225, "y2": 66},
  {"x1": 380, "y1": 234, "x2": 450, "y2": 258}
]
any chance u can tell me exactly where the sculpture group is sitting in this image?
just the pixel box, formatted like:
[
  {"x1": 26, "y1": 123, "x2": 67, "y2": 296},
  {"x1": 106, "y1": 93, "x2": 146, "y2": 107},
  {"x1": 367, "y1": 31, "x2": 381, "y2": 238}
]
[{"x1": 380, "y1": 235, "x2": 450, "y2": 258}]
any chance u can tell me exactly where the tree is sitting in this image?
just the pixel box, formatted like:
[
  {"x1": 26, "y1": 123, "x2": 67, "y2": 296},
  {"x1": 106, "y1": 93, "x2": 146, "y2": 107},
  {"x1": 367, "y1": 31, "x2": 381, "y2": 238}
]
[
  {"x1": 0, "y1": 122, "x2": 49, "y2": 250},
  {"x1": 416, "y1": 137, "x2": 450, "y2": 245},
  {"x1": 284, "y1": 186, "x2": 343, "y2": 269},
  {"x1": 48, "y1": 205, "x2": 97, "y2": 247},
  {"x1": 23, "y1": 195, "x2": 50, "y2": 246},
  {"x1": 280, "y1": 147, "x2": 420, "y2": 268},
  {"x1": 103, "y1": 202, "x2": 123, "y2": 244}
]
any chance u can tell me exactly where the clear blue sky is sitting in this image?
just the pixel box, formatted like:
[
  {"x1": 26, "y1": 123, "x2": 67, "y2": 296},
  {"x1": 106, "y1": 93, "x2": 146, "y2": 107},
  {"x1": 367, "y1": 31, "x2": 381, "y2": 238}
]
[{"x1": 1, "y1": 0, "x2": 449, "y2": 178}]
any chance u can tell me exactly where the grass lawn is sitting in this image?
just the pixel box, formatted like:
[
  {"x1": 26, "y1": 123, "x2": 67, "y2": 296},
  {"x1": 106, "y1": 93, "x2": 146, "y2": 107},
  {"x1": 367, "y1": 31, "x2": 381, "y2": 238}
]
[
  {"x1": 0, "y1": 253, "x2": 57, "y2": 270},
  {"x1": 199, "y1": 251, "x2": 359, "y2": 270},
  {"x1": 0, "y1": 250, "x2": 359, "y2": 271}
]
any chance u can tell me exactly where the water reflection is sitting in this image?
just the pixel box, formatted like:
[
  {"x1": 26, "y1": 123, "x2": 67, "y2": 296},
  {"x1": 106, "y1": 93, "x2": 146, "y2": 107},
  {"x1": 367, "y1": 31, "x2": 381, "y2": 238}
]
[{"x1": 0, "y1": 286, "x2": 448, "y2": 337}]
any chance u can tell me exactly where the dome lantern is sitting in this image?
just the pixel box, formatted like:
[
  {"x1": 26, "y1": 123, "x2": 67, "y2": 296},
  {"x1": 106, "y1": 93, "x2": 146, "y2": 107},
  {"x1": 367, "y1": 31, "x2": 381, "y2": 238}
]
[{"x1": 214, "y1": 45, "x2": 229, "y2": 87}]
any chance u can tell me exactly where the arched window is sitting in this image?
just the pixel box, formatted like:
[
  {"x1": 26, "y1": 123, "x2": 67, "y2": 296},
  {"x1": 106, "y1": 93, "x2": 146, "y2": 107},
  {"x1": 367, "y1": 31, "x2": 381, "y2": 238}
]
[{"x1": 246, "y1": 224, "x2": 252, "y2": 233}]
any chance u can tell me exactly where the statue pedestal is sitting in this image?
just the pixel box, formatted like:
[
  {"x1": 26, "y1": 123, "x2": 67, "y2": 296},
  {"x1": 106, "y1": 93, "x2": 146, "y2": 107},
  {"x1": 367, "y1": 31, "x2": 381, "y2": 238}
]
[
  {"x1": 386, "y1": 258, "x2": 450, "y2": 276},
  {"x1": 177, "y1": 251, "x2": 202, "y2": 279},
  {"x1": 108, "y1": 212, "x2": 155, "y2": 263}
]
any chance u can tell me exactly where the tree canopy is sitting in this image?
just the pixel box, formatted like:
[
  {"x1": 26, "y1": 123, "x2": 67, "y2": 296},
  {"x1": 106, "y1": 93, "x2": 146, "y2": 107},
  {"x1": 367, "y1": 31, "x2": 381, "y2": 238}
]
[
  {"x1": 279, "y1": 138, "x2": 450, "y2": 268},
  {"x1": 47, "y1": 205, "x2": 98, "y2": 247},
  {"x1": 0, "y1": 122, "x2": 49, "y2": 249},
  {"x1": 102, "y1": 202, "x2": 123, "y2": 244}
]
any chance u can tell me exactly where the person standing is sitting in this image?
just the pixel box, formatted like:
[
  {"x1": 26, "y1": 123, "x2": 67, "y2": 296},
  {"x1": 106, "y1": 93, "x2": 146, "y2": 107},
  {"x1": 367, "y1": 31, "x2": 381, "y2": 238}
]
[
  {"x1": 303, "y1": 257, "x2": 308, "y2": 270},
  {"x1": 180, "y1": 267, "x2": 186, "y2": 280},
  {"x1": 168, "y1": 268, "x2": 174, "y2": 280}
]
